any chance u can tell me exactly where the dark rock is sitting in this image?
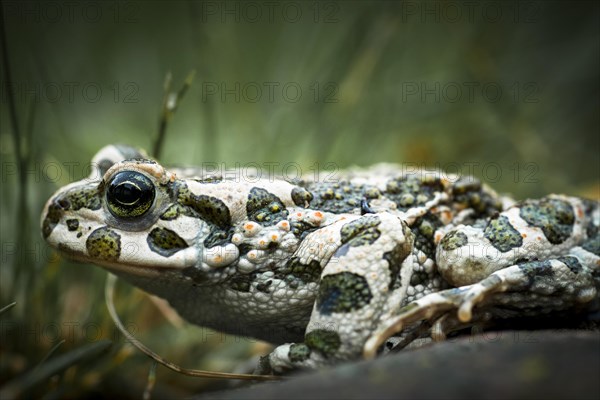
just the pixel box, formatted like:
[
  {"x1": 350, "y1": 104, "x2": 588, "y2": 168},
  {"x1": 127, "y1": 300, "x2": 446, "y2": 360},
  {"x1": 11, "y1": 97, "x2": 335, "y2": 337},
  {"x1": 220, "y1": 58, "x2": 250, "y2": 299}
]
[{"x1": 195, "y1": 330, "x2": 600, "y2": 400}]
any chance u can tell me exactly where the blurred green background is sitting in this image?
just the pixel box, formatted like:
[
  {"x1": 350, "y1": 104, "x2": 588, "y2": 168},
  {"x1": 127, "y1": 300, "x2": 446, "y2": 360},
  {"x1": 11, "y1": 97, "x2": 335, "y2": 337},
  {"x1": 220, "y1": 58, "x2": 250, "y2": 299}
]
[{"x1": 1, "y1": 0, "x2": 599, "y2": 398}]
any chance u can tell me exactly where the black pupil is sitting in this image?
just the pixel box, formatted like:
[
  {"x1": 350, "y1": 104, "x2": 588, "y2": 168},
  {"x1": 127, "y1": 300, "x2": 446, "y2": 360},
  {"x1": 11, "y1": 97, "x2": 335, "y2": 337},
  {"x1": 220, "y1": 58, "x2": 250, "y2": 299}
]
[{"x1": 113, "y1": 182, "x2": 141, "y2": 205}]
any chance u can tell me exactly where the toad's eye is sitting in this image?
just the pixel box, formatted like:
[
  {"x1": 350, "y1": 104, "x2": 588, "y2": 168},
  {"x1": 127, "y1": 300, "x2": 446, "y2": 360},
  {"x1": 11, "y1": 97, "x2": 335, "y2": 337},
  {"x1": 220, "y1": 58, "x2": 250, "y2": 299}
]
[{"x1": 106, "y1": 171, "x2": 155, "y2": 218}]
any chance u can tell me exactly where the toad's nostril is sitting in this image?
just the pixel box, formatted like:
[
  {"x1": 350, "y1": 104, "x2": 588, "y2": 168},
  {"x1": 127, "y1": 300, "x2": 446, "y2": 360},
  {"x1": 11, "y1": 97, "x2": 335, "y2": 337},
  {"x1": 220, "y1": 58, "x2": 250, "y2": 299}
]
[{"x1": 57, "y1": 198, "x2": 71, "y2": 210}]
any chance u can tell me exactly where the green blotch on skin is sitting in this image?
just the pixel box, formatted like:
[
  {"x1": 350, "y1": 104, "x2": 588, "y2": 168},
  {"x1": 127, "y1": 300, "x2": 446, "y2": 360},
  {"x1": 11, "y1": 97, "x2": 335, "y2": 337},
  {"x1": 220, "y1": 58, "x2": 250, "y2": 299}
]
[
  {"x1": 520, "y1": 198, "x2": 575, "y2": 245},
  {"x1": 451, "y1": 177, "x2": 503, "y2": 216},
  {"x1": 385, "y1": 176, "x2": 444, "y2": 211},
  {"x1": 383, "y1": 226, "x2": 413, "y2": 290},
  {"x1": 317, "y1": 272, "x2": 373, "y2": 314},
  {"x1": 290, "y1": 220, "x2": 318, "y2": 239},
  {"x1": 167, "y1": 182, "x2": 234, "y2": 249},
  {"x1": 305, "y1": 329, "x2": 341, "y2": 358},
  {"x1": 518, "y1": 260, "x2": 553, "y2": 286},
  {"x1": 303, "y1": 181, "x2": 376, "y2": 213},
  {"x1": 42, "y1": 204, "x2": 62, "y2": 239},
  {"x1": 203, "y1": 227, "x2": 234, "y2": 249},
  {"x1": 484, "y1": 215, "x2": 523, "y2": 252},
  {"x1": 159, "y1": 205, "x2": 178, "y2": 220},
  {"x1": 193, "y1": 195, "x2": 231, "y2": 227},
  {"x1": 340, "y1": 215, "x2": 381, "y2": 247},
  {"x1": 364, "y1": 187, "x2": 381, "y2": 199},
  {"x1": 160, "y1": 203, "x2": 195, "y2": 220},
  {"x1": 276, "y1": 257, "x2": 322, "y2": 285},
  {"x1": 43, "y1": 186, "x2": 101, "y2": 239},
  {"x1": 412, "y1": 212, "x2": 443, "y2": 258},
  {"x1": 69, "y1": 186, "x2": 102, "y2": 211},
  {"x1": 173, "y1": 182, "x2": 231, "y2": 228},
  {"x1": 147, "y1": 227, "x2": 188, "y2": 257},
  {"x1": 557, "y1": 255, "x2": 583, "y2": 274},
  {"x1": 289, "y1": 343, "x2": 311, "y2": 363},
  {"x1": 441, "y1": 230, "x2": 468, "y2": 251},
  {"x1": 291, "y1": 187, "x2": 313, "y2": 207},
  {"x1": 86, "y1": 227, "x2": 121, "y2": 261},
  {"x1": 247, "y1": 187, "x2": 288, "y2": 226}
]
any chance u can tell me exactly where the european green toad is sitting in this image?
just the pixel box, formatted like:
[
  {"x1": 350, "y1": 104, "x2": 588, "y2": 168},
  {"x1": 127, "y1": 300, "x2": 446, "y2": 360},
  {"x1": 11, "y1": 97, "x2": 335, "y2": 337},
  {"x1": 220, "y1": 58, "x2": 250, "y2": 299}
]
[{"x1": 41, "y1": 144, "x2": 600, "y2": 373}]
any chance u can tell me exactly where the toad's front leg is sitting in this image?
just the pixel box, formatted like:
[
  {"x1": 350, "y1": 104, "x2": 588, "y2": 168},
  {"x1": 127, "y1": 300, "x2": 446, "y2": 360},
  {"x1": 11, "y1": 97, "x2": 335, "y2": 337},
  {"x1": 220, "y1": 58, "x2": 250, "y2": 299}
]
[
  {"x1": 257, "y1": 213, "x2": 415, "y2": 374},
  {"x1": 364, "y1": 195, "x2": 600, "y2": 356}
]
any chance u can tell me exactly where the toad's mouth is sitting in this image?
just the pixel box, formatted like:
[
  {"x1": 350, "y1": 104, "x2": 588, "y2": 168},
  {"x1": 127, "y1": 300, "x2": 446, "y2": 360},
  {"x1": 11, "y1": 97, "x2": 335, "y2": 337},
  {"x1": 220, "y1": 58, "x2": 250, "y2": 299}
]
[
  {"x1": 50, "y1": 243, "x2": 190, "y2": 279},
  {"x1": 44, "y1": 222, "x2": 201, "y2": 279},
  {"x1": 61, "y1": 249, "x2": 173, "y2": 278}
]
